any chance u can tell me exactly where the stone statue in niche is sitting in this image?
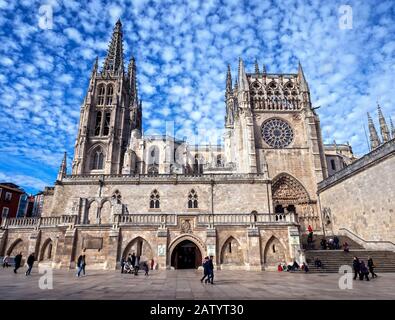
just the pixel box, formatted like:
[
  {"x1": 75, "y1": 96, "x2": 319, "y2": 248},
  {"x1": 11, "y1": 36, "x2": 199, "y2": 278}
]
[
  {"x1": 323, "y1": 207, "x2": 332, "y2": 225},
  {"x1": 181, "y1": 219, "x2": 192, "y2": 234}
]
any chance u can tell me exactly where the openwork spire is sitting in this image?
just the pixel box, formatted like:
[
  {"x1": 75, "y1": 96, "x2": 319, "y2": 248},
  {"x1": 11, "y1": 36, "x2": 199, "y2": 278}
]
[
  {"x1": 226, "y1": 64, "x2": 232, "y2": 94},
  {"x1": 254, "y1": 59, "x2": 259, "y2": 74},
  {"x1": 262, "y1": 64, "x2": 266, "y2": 74},
  {"x1": 298, "y1": 62, "x2": 309, "y2": 92},
  {"x1": 390, "y1": 117, "x2": 395, "y2": 139},
  {"x1": 102, "y1": 19, "x2": 124, "y2": 74},
  {"x1": 128, "y1": 56, "x2": 138, "y2": 105},
  {"x1": 367, "y1": 112, "x2": 380, "y2": 150},
  {"x1": 57, "y1": 152, "x2": 67, "y2": 182},
  {"x1": 237, "y1": 58, "x2": 249, "y2": 91},
  {"x1": 377, "y1": 104, "x2": 390, "y2": 142}
]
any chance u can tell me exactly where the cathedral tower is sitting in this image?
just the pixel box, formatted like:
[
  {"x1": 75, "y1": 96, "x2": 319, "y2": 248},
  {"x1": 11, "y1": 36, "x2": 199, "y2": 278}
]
[{"x1": 71, "y1": 20, "x2": 142, "y2": 175}]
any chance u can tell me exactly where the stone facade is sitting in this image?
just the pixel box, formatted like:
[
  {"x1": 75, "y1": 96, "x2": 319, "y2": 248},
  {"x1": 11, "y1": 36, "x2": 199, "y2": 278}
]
[
  {"x1": 318, "y1": 138, "x2": 395, "y2": 249},
  {"x1": 0, "y1": 20, "x2": 327, "y2": 270}
]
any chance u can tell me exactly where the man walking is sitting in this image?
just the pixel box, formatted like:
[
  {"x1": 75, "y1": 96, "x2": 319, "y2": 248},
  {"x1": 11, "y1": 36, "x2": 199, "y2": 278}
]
[
  {"x1": 13, "y1": 252, "x2": 22, "y2": 274},
  {"x1": 25, "y1": 253, "x2": 35, "y2": 276},
  {"x1": 200, "y1": 257, "x2": 210, "y2": 283},
  {"x1": 367, "y1": 257, "x2": 377, "y2": 278},
  {"x1": 208, "y1": 256, "x2": 214, "y2": 284},
  {"x1": 2, "y1": 255, "x2": 10, "y2": 268},
  {"x1": 76, "y1": 254, "x2": 85, "y2": 277},
  {"x1": 353, "y1": 257, "x2": 360, "y2": 280}
]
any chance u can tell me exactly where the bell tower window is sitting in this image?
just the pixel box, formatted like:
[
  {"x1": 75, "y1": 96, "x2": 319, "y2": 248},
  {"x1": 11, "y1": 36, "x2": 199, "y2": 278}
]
[
  {"x1": 103, "y1": 112, "x2": 111, "y2": 136},
  {"x1": 94, "y1": 112, "x2": 102, "y2": 136},
  {"x1": 97, "y1": 85, "x2": 105, "y2": 105},
  {"x1": 91, "y1": 147, "x2": 104, "y2": 170},
  {"x1": 106, "y1": 85, "x2": 113, "y2": 105}
]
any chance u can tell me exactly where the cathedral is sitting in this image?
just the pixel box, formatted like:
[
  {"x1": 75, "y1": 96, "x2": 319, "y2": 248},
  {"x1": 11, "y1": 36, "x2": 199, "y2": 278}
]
[{"x1": 3, "y1": 20, "x2": 392, "y2": 272}]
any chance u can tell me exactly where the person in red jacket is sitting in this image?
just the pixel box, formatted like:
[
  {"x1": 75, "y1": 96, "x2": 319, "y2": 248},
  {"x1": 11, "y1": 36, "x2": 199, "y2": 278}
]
[{"x1": 308, "y1": 225, "x2": 313, "y2": 233}]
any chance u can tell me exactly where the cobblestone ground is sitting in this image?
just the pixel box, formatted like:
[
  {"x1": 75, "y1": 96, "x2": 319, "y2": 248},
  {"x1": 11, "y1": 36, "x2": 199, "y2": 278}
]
[{"x1": 0, "y1": 267, "x2": 394, "y2": 300}]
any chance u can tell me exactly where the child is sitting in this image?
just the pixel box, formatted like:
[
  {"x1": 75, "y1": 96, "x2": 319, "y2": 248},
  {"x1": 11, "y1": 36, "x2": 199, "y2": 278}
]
[{"x1": 143, "y1": 262, "x2": 149, "y2": 276}]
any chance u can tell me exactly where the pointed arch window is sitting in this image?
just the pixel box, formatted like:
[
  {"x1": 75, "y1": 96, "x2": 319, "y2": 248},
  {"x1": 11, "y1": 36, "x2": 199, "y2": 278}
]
[
  {"x1": 94, "y1": 111, "x2": 102, "y2": 136},
  {"x1": 150, "y1": 190, "x2": 160, "y2": 209},
  {"x1": 106, "y1": 85, "x2": 113, "y2": 105},
  {"x1": 97, "y1": 85, "x2": 105, "y2": 105},
  {"x1": 103, "y1": 112, "x2": 111, "y2": 136},
  {"x1": 188, "y1": 189, "x2": 198, "y2": 208},
  {"x1": 91, "y1": 147, "x2": 104, "y2": 170}
]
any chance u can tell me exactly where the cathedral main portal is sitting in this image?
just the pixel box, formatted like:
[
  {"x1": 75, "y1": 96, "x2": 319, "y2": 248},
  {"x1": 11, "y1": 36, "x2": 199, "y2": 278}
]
[{"x1": 171, "y1": 240, "x2": 202, "y2": 269}]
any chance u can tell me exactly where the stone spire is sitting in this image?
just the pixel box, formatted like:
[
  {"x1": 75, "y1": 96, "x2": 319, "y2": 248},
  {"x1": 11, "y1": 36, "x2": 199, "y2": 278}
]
[
  {"x1": 57, "y1": 152, "x2": 67, "y2": 182},
  {"x1": 367, "y1": 112, "x2": 380, "y2": 150},
  {"x1": 390, "y1": 117, "x2": 395, "y2": 139},
  {"x1": 87, "y1": 57, "x2": 98, "y2": 94},
  {"x1": 254, "y1": 59, "x2": 259, "y2": 74},
  {"x1": 128, "y1": 56, "x2": 138, "y2": 105},
  {"x1": 298, "y1": 62, "x2": 309, "y2": 92},
  {"x1": 226, "y1": 64, "x2": 232, "y2": 95},
  {"x1": 237, "y1": 58, "x2": 249, "y2": 91},
  {"x1": 377, "y1": 104, "x2": 390, "y2": 142},
  {"x1": 262, "y1": 64, "x2": 266, "y2": 74},
  {"x1": 102, "y1": 19, "x2": 124, "y2": 74}
]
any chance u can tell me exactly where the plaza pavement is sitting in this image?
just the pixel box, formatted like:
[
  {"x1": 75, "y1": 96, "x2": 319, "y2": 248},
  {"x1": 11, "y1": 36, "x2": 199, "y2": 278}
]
[{"x1": 0, "y1": 267, "x2": 394, "y2": 300}]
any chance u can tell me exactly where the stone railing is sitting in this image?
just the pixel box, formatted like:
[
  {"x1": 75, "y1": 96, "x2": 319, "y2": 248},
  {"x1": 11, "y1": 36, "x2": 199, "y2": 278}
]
[
  {"x1": 113, "y1": 214, "x2": 177, "y2": 226},
  {"x1": 1, "y1": 215, "x2": 78, "y2": 229}
]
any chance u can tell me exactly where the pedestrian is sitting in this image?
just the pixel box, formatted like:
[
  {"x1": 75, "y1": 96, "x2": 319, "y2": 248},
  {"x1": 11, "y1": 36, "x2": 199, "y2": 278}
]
[
  {"x1": 314, "y1": 258, "x2": 322, "y2": 269},
  {"x1": 320, "y1": 238, "x2": 327, "y2": 250},
  {"x1": 207, "y1": 255, "x2": 214, "y2": 284},
  {"x1": 25, "y1": 253, "x2": 35, "y2": 276},
  {"x1": 308, "y1": 225, "x2": 313, "y2": 234},
  {"x1": 81, "y1": 255, "x2": 86, "y2": 276},
  {"x1": 76, "y1": 254, "x2": 84, "y2": 277},
  {"x1": 150, "y1": 258, "x2": 155, "y2": 270},
  {"x1": 367, "y1": 257, "x2": 377, "y2": 278},
  {"x1": 277, "y1": 263, "x2": 283, "y2": 272},
  {"x1": 353, "y1": 257, "x2": 360, "y2": 280},
  {"x1": 120, "y1": 257, "x2": 126, "y2": 274},
  {"x1": 200, "y1": 257, "x2": 210, "y2": 283},
  {"x1": 2, "y1": 255, "x2": 10, "y2": 268},
  {"x1": 359, "y1": 260, "x2": 370, "y2": 281},
  {"x1": 131, "y1": 253, "x2": 136, "y2": 269},
  {"x1": 13, "y1": 252, "x2": 22, "y2": 274},
  {"x1": 333, "y1": 236, "x2": 340, "y2": 250},
  {"x1": 328, "y1": 238, "x2": 334, "y2": 250},
  {"x1": 343, "y1": 242, "x2": 349, "y2": 253},
  {"x1": 143, "y1": 262, "x2": 149, "y2": 276},
  {"x1": 301, "y1": 262, "x2": 309, "y2": 272},
  {"x1": 134, "y1": 255, "x2": 140, "y2": 275}
]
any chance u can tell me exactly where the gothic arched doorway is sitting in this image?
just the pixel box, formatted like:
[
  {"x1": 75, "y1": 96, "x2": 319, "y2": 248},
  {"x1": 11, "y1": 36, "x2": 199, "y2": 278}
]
[{"x1": 171, "y1": 240, "x2": 202, "y2": 269}]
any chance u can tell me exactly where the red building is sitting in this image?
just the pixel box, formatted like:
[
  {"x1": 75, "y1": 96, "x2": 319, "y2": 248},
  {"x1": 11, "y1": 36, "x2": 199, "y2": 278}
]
[{"x1": 0, "y1": 183, "x2": 24, "y2": 224}]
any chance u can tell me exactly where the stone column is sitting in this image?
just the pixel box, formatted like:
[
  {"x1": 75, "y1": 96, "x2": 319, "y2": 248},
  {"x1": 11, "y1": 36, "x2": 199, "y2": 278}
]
[
  {"x1": 0, "y1": 229, "x2": 8, "y2": 256},
  {"x1": 247, "y1": 227, "x2": 262, "y2": 271},
  {"x1": 28, "y1": 230, "x2": 41, "y2": 258},
  {"x1": 156, "y1": 227, "x2": 168, "y2": 269},
  {"x1": 107, "y1": 227, "x2": 120, "y2": 270},
  {"x1": 55, "y1": 227, "x2": 77, "y2": 269},
  {"x1": 288, "y1": 226, "x2": 303, "y2": 263},
  {"x1": 206, "y1": 227, "x2": 216, "y2": 268}
]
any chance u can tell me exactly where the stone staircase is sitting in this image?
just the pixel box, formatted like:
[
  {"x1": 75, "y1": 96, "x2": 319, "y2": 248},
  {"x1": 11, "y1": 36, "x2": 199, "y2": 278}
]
[
  {"x1": 301, "y1": 234, "x2": 363, "y2": 250},
  {"x1": 304, "y1": 250, "x2": 395, "y2": 273}
]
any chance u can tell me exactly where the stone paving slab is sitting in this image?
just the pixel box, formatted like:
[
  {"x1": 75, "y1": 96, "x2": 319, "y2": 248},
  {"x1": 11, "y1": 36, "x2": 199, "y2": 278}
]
[{"x1": 0, "y1": 268, "x2": 394, "y2": 300}]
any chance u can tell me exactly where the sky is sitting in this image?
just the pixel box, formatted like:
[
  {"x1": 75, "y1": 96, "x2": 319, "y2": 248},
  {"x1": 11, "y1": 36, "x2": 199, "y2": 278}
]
[{"x1": 0, "y1": 0, "x2": 394, "y2": 194}]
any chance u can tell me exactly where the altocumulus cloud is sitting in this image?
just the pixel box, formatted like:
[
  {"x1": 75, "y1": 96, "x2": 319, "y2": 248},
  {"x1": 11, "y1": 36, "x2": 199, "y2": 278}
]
[{"x1": 0, "y1": 0, "x2": 394, "y2": 193}]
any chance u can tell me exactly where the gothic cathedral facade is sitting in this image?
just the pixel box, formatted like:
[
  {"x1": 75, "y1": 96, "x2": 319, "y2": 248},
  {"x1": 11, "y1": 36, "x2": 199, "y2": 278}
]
[{"x1": 0, "y1": 21, "x2": 328, "y2": 271}]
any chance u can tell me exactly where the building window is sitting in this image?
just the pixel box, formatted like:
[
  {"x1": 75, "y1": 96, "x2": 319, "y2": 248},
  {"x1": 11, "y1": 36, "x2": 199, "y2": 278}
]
[
  {"x1": 94, "y1": 111, "x2": 102, "y2": 136},
  {"x1": 216, "y1": 154, "x2": 223, "y2": 167},
  {"x1": 149, "y1": 190, "x2": 160, "y2": 209},
  {"x1": 91, "y1": 147, "x2": 104, "y2": 170},
  {"x1": 2, "y1": 207, "x2": 9, "y2": 218},
  {"x1": 228, "y1": 242, "x2": 232, "y2": 253},
  {"x1": 330, "y1": 159, "x2": 336, "y2": 171},
  {"x1": 5, "y1": 192, "x2": 12, "y2": 201},
  {"x1": 103, "y1": 112, "x2": 111, "y2": 136},
  {"x1": 106, "y1": 85, "x2": 113, "y2": 105},
  {"x1": 97, "y1": 85, "x2": 105, "y2": 105},
  {"x1": 148, "y1": 165, "x2": 159, "y2": 176},
  {"x1": 188, "y1": 189, "x2": 198, "y2": 208},
  {"x1": 148, "y1": 146, "x2": 159, "y2": 165}
]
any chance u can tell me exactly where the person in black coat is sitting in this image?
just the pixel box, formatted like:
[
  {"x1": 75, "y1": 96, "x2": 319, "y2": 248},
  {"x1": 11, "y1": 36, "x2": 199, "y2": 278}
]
[
  {"x1": 207, "y1": 256, "x2": 214, "y2": 284},
  {"x1": 353, "y1": 257, "x2": 360, "y2": 280},
  {"x1": 120, "y1": 257, "x2": 126, "y2": 274},
  {"x1": 359, "y1": 261, "x2": 370, "y2": 281},
  {"x1": 367, "y1": 257, "x2": 377, "y2": 278},
  {"x1": 200, "y1": 257, "x2": 210, "y2": 283},
  {"x1": 25, "y1": 253, "x2": 35, "y2": 276},
  {"x1": 13, "y1": 252, "x2": 22, "y2": 274}
]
